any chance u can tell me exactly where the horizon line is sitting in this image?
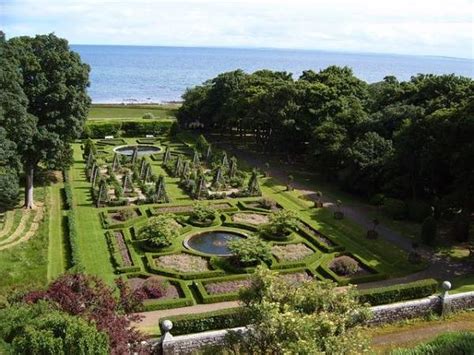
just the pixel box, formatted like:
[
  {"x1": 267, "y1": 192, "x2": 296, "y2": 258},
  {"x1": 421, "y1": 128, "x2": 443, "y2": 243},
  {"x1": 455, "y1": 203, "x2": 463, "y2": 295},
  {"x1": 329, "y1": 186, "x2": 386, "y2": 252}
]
[{"x1": 69, "y1": 43, "x2": 473, "y2": 61}]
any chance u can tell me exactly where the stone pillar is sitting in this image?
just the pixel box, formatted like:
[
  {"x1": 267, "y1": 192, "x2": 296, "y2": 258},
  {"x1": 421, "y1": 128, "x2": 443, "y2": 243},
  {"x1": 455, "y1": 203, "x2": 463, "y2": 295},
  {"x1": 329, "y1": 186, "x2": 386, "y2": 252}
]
[
  {"x1": 440, "y1": 280, "x2": 452, "y2": 316},
  {"x1": 161, "y1": 320, "x2": 174, "y2": 355}
]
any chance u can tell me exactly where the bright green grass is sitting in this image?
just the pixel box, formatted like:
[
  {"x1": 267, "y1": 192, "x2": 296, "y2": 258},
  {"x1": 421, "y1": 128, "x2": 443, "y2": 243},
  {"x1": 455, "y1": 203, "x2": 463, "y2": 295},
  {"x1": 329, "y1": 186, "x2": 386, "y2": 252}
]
[
  {"x1": 88, "y1": 104, "x2": 178, "y2": 120},
  {"x1": 71, "y1": 144, "x2": 116, "y2": 284},
  {"x1": 451, "y1": 274, "x2": 474, "y2": 294},
  {"x1": 47, "y1": 183, "x2": 67, "y2": 280},
  {"x1": 0, "y1": 187, "x2": 49, "y2": 297}
]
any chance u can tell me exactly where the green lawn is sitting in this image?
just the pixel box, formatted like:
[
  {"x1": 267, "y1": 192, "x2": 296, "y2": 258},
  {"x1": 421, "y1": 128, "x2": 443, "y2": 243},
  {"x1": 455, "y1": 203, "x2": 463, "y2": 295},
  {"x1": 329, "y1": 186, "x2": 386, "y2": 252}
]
[
  {"x1": 451, "y1": 274, "x2": 474, "y2": 294},
  {"x1": 47, "y1": 182, "x2": 68, "y2": 280},
  {"x1": 0, "y1": 187, "x2": 49, "y2": 297},
  {"x1": 88, "y1": 104, "x2": 178, "y2": 120}
]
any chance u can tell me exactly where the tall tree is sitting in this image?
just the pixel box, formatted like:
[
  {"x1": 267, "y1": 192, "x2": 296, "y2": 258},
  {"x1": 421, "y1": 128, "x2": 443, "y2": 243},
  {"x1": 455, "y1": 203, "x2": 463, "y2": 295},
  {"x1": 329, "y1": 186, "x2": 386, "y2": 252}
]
[{"x1": 6, "y1": 34, "x2": 90, "y2": 208}]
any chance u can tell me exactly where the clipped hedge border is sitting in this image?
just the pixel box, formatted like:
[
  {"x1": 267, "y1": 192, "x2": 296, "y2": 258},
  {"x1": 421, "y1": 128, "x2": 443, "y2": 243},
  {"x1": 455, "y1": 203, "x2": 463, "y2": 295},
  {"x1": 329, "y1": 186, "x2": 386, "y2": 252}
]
[
  {"x1": 358, "y1": 278, "x2": 438, "y2": 306},
  {"x1": 84, "y1": 120, "x2": 172, "y2": 139},
  {"x1": 160, "y1": 307, "x2": 248, "y2": 335},
  {"x1": 237, "y1": 200, "x2": 282, "y2": 213},
  {"x1": 96, "y1": 138, "x2": 127, "y2": 146},
  {"x1": 66, "y1": 209, "x2": 82, "y2": 268},
  {"x1": 137, "y1": 138, "x2": 159, "y2": 144}
]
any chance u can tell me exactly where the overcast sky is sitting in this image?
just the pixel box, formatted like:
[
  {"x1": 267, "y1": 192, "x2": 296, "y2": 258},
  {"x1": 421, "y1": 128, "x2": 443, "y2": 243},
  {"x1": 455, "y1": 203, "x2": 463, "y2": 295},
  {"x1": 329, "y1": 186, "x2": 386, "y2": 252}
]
[{"x1": 2, "y1": 0, "x2": 473, "y2": 58}]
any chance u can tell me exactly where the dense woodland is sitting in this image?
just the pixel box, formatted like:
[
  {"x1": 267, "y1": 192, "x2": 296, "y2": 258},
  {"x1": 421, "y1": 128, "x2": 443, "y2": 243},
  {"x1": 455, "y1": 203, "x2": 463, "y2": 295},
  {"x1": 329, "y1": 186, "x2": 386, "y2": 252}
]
[{"x1": 178, "y1": 68, "x2": 474, "y2": 235}]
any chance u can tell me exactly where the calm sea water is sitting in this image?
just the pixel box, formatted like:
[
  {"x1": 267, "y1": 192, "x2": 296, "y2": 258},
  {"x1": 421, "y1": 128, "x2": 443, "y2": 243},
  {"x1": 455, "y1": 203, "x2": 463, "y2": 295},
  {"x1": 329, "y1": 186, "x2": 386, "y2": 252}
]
[{"x1": 71, "y1": 45, "x2": 474, "y2": 103}]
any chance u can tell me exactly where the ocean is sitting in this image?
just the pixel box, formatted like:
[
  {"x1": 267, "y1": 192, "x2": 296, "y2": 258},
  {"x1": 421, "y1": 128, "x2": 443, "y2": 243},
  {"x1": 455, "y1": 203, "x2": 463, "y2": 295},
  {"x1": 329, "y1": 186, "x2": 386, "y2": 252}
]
[{"x1": 71, "y1": 45, "x2": 474, "y2": 104}]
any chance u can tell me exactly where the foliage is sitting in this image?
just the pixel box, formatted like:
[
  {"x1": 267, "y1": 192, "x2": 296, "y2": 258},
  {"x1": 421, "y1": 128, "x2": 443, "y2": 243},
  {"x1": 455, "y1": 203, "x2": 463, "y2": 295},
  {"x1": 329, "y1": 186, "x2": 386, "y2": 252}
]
[
  {"x1": 259, "y1": 197, "x2": 277, "y2": 210},
  {"x1": 0, "y1": 301, "x2": 109, "y2": 355},
  {"x1": 84, "y1": 120, "x2": 172, "y2": 138},
  {"x1": 406, "y1": 199, "x2": 432, "y2": 222},
  {"x1": 391, "y1": 331, "x2": 474, "y2": 355},
  {"x1": 0, "y1": 169, "x2": 20, "y2": 209},
  {"x1": 420, "y1": 216, "x2": 437, "y2": 245},
  {"x1": 259, "y1": 210, "x2": 299, "y2": 239},
  {"x1": 141, "y1": 276, "x2": 169, "y2": 299},
  {"x1": 6, "y1": 33, "x2": 91, "y2": 207},
  {"x1": 219, "y1": 266, "x2": 371, "y2": 354},
  {"x1": 357, "y1": 279, "x2": 438, "y2": 306},
  {"x1": 228, "y1": 235, "x2": 272, "y2": 266},
  {"x1": 22, "y1": 273, "x2": 145, "y2": 354},
  {"x1": 117, "y1": 208, "x2": 135, "y2": 221},
  {"x1": 178, "y1": 68, "x2": 474, "y2": 237},
  {"x1": 138, "y1": 214, "x2": 180, "y2": 248},
  {"x1": 189, "y1": 203, "x2": 216, "y2": 223},
  {"x1": 329, "y1": 255, "x2": 359, "y2": 276},
  {"x1": 66, "y1": 210, "x2": 82, "y2": 268}
]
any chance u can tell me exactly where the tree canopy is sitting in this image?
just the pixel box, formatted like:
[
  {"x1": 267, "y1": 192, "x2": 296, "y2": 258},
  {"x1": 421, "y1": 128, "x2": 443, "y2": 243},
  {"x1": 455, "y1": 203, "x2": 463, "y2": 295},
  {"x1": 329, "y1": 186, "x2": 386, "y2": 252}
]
[{"x1": 178, "y1": 67, "x2": 474, "y2": 227}]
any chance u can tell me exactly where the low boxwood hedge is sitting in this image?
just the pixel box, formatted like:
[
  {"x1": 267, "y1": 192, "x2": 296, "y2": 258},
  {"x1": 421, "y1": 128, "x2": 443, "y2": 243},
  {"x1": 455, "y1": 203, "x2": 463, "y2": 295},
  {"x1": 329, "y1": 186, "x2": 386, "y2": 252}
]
[
  {"x1": 99, "y1": 208, "x2": 147, "y2": 229},
  {"x1": 358, "y1": 278, "x2": 438, "y2": 306},
  {"x1": 96, "y1": 138, "x2": 127, "y2": 146},
  {"x1": 160, "y1": 308, "x2": 248, "y2": 335},
  {"x1": 105, "y1": 230, "x2": 141, "y2": 273},
  {"x1": 142, "y1": 280, "x2": 194, "y2": 311}
]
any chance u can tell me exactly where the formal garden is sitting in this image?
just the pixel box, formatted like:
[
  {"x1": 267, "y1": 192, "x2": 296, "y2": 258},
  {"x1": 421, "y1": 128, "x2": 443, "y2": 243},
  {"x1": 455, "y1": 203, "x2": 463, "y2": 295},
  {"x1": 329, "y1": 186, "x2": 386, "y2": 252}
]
[{"x1": 63, "y1": 127, "x2": 437, "y2": 312}]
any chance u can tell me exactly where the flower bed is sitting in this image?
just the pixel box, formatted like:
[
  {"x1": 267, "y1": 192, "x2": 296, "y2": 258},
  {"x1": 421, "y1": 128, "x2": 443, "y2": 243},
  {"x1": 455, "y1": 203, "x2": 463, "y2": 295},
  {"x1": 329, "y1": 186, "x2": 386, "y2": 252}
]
[
  {"x1": 114, "y1": 231, "x2": 132, "y2": 266},
  {"x1": 272, "y1": 243, "x2": 314, "y2": 262},
  {"x1": 154, "y1": 254, "x2": 211, "y2": 273},
  {"x1": 204, "y1": 279, "x2": 252, "y2": 295},
  {"x1": 232, "y1": 213, "x2": 269, "y2": 225},
  {"x1": 128, "y1": 277, "x2": 180, "y2": 300},
  {"x1": 152, "y1": 202, "x2": 235, "y2": 215}
]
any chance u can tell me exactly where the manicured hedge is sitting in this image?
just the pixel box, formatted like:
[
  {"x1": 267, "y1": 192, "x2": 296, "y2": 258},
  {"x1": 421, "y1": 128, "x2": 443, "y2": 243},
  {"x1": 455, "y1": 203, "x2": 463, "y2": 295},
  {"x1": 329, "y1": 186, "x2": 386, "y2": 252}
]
[
  {"x1": 99, "y1": 208, "x2": 147, "y2": 229},
  {"x1": 66, "y1": 210, "x2": 82, "y2": 268},
  {"x1": 84, "y1": 120, "x2": 172, "y2": 138},
  {"x1": 297, "y1": 221, "x2": 344, "y2": 253},
  {"x1": 358, "y1": 278, "x2": 438, "y2": 306},
  {"x1": 96, "y1": 138, "x2": 127, "y2": 146},
  {"x1": 161, "y1": 308, "x2": 248, "y2": 335}
]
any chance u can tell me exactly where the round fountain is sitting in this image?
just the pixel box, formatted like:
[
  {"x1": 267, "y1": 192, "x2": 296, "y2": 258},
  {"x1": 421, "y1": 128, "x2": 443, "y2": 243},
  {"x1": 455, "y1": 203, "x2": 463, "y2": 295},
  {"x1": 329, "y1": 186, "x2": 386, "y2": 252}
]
[{"x1": 184, "y1": 231, "x2": 246, "y2": 256}]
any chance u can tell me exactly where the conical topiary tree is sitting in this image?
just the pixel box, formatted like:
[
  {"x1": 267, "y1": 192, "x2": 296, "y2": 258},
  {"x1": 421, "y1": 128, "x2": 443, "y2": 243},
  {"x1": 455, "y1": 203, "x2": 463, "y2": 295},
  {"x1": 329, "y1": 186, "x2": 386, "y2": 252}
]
[
  {"x1": 212, "y1": 166, "x2": 224, "y2": 190},
  {"x1": 195, "y1": 174, "x2": 207, "y2": 199},
  {"x1": 174, "y1": 155, "x2": 183, "y2": 177},
  {"x1": 96, "y1": 179, "x2": 108, "y2": 207},
  {"x1": 131, "y1": 146, "x2": 139, "y2": 166},
  {"x1": 144, "y1": 163, "x2": 152, "y2": 183},
  {"x1": 247, "y1": 169, "x2": 261, "y2": 196},
  {"x1": 163, "y1": 145, "x2": 171, "y2": 165},
  {"x1": 112, "y1": 153, "x2": 120, "y2": 172},
  {"x1": 229, "y1": 157, "x2": 237, "y2": 178},
  {"x1": 205, "y1": 144, "x2": 212, "y2": 161},
  {"x1": 122, "y1": 171, "x2": 133, "y2": 192},
  {"x1": 192, "y1": 150, "x2": 200, "y2": 166},
  {"x1": 182, "y1": 160, "x2": 190, "y2": 180},
  {"x1": 154, "y1": 175, "x2": 169, "y2": 203},
  {"x1": 89, "y1": 162, "x2": 97, "y2": 183},
  {"x1": 86, "y1": 151, "x2": 95, "y2": 169},
  {"x1": 221, "y1": 152, "x2": 229, "y2": 168},
  {"x1": 91, "y1": 165, "x2": 99, "y2": 187},
  {"x1": 139, "y1": 157, "x2": 147, "y2": 178}
]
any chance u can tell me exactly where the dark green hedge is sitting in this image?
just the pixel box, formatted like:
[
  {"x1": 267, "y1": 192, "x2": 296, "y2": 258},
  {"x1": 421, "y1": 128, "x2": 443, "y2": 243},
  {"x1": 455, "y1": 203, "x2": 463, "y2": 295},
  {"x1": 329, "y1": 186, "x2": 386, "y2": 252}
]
[
  {"x1": 161, "y1": 308, "x2": 248, "y2": 335},
  {"x1": 84, "y1": 120, "x2": 172, "y2": 138},
  {"x1": 66, "y1": 210, "x2": 82, "y2": 268},
  {"x1": 358, "y1": 278, "x2": 438, "y2": 306}
]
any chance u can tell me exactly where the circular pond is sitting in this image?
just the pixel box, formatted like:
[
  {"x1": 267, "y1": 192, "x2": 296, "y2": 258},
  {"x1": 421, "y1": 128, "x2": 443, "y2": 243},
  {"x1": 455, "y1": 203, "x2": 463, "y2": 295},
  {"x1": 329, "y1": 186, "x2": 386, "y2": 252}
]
[
  {"x1": 185, "y1": 231, "x2": 246, "y2": 256},
  {"x1": 114, "y1": 145, "x2": 161, "y2": 156}
]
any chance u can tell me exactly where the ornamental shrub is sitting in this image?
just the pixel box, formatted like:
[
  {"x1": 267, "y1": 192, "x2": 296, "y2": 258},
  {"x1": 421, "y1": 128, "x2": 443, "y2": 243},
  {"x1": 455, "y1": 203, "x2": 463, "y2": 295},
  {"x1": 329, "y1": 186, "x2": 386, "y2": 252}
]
[
  {"x1": 116, "y1": 209, "x2": 135, "y2": 221},
  {"x1": 228, "y1": 235, "x2": 271, "y2": 266},
  {"x1": 421, "y1": 216, "x2": 437, "y2": 245},
  {"x1": 259, "y1": 210, "x2": 298, "y2": 239},
  {"x1": 259, "y1": 197, "x2": 277, "y2": 210},
  {"x1": 138, "y1": 214, "x2": 179, "y2": 248},
  {"x1": 329, "y1": 256, "x2": 359, "y2": 276},
  {"x1": 189, "y1": 203, "x2": 216, "y2": 223}
]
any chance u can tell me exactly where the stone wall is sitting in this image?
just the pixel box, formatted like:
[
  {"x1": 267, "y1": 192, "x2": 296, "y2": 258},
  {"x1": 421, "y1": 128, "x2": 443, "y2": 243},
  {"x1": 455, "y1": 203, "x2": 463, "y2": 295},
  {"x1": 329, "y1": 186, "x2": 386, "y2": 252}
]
[{"x1": 159, "y1": 291, "x2": 474, "y2": 355}]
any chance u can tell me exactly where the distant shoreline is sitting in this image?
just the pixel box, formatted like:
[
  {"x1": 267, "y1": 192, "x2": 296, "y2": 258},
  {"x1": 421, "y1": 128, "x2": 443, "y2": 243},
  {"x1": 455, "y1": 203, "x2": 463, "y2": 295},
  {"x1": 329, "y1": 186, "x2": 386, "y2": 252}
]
[{"x1": 91, "y1": 101, "x2": 182, "y2": 106}]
